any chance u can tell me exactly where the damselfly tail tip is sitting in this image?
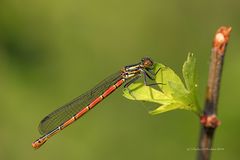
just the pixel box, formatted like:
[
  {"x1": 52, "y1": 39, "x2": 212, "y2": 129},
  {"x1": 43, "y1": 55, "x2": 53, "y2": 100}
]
[
  {"x1": 32, "y1": 137, "x2": 47, "y2": 149},
  {"x1": 32, "y1": 141, "x2": 40, "y2": 149}
]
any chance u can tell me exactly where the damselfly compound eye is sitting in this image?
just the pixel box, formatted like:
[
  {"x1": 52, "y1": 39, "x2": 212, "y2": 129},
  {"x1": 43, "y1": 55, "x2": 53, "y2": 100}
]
[{"x1": 141, "y1": 57, "x2": 154, "y2": 68}]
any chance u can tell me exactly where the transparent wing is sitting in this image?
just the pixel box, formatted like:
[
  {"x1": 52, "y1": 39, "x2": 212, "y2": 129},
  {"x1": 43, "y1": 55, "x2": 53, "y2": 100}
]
[{"x1": 38, "y1": 71, "x2": 122, "y2": 135}]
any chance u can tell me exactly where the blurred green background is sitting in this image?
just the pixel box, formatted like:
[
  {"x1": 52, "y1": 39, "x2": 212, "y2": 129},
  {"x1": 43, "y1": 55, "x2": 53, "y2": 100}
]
[{"x1": 0, "y1": 0, "x2": 239, "y2": 159}]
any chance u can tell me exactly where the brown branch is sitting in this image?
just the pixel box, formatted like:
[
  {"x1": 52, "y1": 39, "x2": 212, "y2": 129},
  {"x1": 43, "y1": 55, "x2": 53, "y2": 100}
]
[{"x1": 197, "y1": 26, "x2": 232, "y2": 160}]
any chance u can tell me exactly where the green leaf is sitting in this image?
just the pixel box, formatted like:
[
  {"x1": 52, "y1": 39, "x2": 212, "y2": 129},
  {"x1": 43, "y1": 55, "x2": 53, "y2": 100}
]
[
  {"x1": 122, "y1": 53, "x2": 201, "y2": 116},
  {"x1": 182, "y1": 53, "x2": 201, "y2": 114},
  {"x1": 123, "y1": 83, "x2": 172, "y2": 104},
  {"x1": 154, "y1": 63, "x2": 187, "y2": 97},
  {"x1": 149, "y1": 103, "x2": 184, "y2": 115},
  {"x1": 183, "y1": 53, "x2": 197, "y2": 91}
]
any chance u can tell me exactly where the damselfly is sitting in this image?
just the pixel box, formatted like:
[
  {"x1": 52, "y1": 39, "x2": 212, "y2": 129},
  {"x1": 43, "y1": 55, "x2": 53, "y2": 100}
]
[{"x1": 32, "y1": 57, "x2": 158, "y2": 149}]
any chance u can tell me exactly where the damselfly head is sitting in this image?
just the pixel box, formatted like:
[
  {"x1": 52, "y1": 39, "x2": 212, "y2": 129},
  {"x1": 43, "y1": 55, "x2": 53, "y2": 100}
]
[{"x1": 141, "y1": 57, "x2": 154, "y2": 69}]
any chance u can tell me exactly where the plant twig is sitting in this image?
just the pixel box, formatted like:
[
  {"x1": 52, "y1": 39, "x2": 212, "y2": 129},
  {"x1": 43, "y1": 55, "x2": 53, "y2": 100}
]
[{"x1": 197, "y1": 26, "x2": 232, "y2": 160}]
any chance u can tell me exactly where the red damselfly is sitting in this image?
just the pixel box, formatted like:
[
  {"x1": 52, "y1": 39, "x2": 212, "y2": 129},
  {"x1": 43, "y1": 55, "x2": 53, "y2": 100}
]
[{"x1": 32, "y1": 57, "x2": 158, "y2": 149}]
